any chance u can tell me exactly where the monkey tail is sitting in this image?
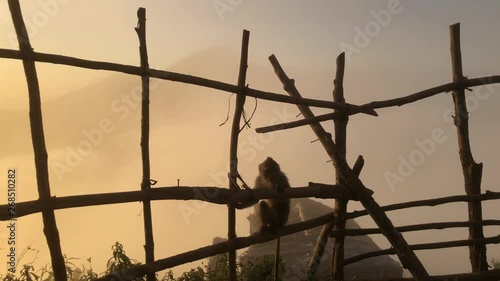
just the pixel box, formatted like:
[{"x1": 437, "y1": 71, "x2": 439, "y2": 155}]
[{"x1": 274, "y1": 236, "x2": 281, "y2": 281}]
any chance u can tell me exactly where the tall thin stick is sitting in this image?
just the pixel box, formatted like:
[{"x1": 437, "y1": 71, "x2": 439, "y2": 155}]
[
  {"x1": 274, "y1": 237, "x2": 281, "y2": 281},
  {"x1": 330, "y1": 52, "x2": 348, "y2": 281},
  {"x1": 135, "y1": 8, "x2": 155, "y2": 281},
  {"x1": 7, "y1": 1, "x2": 66, "y2": 280},
  {"x1": 228, "y1": 30, "x2": 250, "y2": 281},
  {"x1": 306, "y1": 53, "x2": 350, "y2": 278},
  {"x1": 449, "y1": 23, "x2": 488, "y2": 272}
]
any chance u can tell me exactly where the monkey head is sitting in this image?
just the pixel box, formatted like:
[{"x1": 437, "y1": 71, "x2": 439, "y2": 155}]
[{"x1": 258, "y1": 157, "x2": 282, "y2": 185}]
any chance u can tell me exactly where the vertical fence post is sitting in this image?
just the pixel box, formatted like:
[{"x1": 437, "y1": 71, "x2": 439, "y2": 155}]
[
  {"x1": 228, "y1": 30, "x2": 250, "y2": 281},
  {"x1": 449, "y1": 22, "x2": 488, "y2": 272},
  {"x1": 299, "y1": 51, "x2": 359, "y2": 279},
  {"x1": 135, "y1": 8, "x2": 156, "y2": 281},
  {"x1": 330, "y1": 52, "x2": 349, "y2": 280},
  {"x1": 7, "y1": 1, "x2": 67, "y2": 280},
  {"x1": 305, "y1": 52, "x2": 350, "y2": 279}
]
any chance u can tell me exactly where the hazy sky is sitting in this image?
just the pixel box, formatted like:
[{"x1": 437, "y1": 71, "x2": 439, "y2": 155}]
[{"x1": 1, "y1": 0, "x2": 500, "y2": 278}]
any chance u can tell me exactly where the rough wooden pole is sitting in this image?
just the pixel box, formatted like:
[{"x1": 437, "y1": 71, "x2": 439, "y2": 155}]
[
  {"x1": 330, "y1": 52, "x2": 349, "y2": 281},
  {"x1": 269, "y1": 54, "x2": 430, "y2": 281},
  {"x1": 228, "y1": 30, "x2": 250, "y2": 281},
  {"x1": 306, "y1": 52, "x2": 350, "y2": 278},
  {"x1": 135, "y1": 8, "x2": 155, "y2": 281},
  {"x1": 7, "y1": 1, "x2": 66, "y2": 280},
  {"x1": 449, "y1": 22, "x2": 488, "y2": 272}
]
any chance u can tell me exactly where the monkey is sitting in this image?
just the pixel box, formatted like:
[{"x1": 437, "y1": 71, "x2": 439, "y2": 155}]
[
  {"x1": 254, "y1": 157, "x2": 291, "y2": 234},
  {"x1": 236, "y1": 157, "x2": 291, "y2": 232},
  {"x1": 236, "y1": 157, "x2": 290, "y2": 280}
]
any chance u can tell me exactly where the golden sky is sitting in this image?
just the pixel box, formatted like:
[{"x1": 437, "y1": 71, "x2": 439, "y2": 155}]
[{"x1": 1, "y1": 0, "x2": 500, "y2": 277}]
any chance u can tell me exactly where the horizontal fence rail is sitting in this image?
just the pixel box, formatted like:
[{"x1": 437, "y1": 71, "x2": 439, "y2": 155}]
[
  {"x1": 0, "y1": 184, "x2": 353, "y2": 220},
  {"x1": 347, "y1": 190, "x2": 500, "y2": 219},
  {"x1": 331, "y1": 220, "x2": 500, "y2": 237},
  {"x1": 343, "y1": 235, "x2": 500, "y2": 266},
  {"x1": 256, "y1": 75, "x2": 500, "y2": 133},
  {"x1": 0, "y1": 48, "x2": 375, "y2": 113},
  {"x1": 355, "y1": 269, "x2": 500, "y2": 281}
]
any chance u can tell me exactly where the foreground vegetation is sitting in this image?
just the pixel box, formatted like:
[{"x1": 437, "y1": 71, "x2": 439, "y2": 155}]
[{"x1": 0, "y1": 242, "x2": 286, "y2": 281}]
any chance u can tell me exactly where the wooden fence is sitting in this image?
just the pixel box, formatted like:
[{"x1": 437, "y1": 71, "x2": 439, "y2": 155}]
[{"x1": 2, "y1": 1, "x2": 500, "y2": 280}]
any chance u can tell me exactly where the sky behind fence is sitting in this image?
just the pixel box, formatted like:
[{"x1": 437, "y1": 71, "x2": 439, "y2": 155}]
[{"x1": 1, "y1": 0, "x2": 500, "y2": 277}]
